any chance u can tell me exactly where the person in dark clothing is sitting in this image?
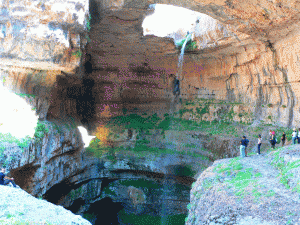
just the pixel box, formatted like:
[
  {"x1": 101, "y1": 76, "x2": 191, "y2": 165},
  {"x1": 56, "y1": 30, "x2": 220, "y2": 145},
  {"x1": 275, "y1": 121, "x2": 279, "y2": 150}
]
[
  {"x1": 240, "y1": 136, "x2": 247, "y2": 158},
  {"x1": 243, "y1": 136, "x2": 249, "y2": 157},
  {"x1": 270, "y1": 132, "x2": 276, "y2": 149},
  {"x1": 84, "y1": 54, "x2": 93, "y2": 74},
  {"x1": 0, "y1": 168, "x2": 16, "y2": 187},
  {"x1": 281, "y1": 132, "x2": 286, "y2": 146}
]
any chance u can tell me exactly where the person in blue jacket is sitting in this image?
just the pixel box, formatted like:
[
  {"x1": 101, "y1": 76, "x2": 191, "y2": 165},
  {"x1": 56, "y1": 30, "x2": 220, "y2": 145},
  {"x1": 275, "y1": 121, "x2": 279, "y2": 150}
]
[{"x1": 0, "y1": 168, "x2": 16, "y2": 187}]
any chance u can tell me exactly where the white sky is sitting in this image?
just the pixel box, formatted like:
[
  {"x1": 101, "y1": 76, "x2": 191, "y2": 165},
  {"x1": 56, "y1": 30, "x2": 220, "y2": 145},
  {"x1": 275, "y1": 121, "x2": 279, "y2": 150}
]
[
  {"x1": 0, "y1": 85, "x2": 38, "y2": 139},
  {"x1": 142, "y1": 4, "x2": 201, "y2": 37}
]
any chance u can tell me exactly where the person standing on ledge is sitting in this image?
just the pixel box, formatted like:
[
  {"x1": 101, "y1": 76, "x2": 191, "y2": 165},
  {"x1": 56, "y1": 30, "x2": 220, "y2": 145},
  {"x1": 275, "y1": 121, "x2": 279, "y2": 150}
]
[
  {"x1": 292, "y1": 129, "x2": 297, "y2": 144},
  {"x1": 281, "y1": 132, "x2": 286, "y2": 146},
  {"x1": 0, "y1": 168, "x2": 16, "y2": 187},
  {"x1": 244, "y1": 136, "x2": 249, "y2": 157},
  {"x1": 257, "y1": 134, "x2": 262, "y2": 155},
  {"x1": 240, "y1": 136, "x2": 247, "y2": 158},
  {"x1": 270, "y1": 131, "x2": 276, "y2": 149}
]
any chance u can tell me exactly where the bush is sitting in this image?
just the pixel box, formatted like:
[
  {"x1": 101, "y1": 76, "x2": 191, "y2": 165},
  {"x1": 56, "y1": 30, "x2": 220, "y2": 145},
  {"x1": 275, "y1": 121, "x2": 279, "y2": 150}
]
[
  {"x1": 176, "y1": 38, "x2": 197, "y2": 51},
  {"x1": 34, "y1": 121, "x2": 49, "y2": 140}
]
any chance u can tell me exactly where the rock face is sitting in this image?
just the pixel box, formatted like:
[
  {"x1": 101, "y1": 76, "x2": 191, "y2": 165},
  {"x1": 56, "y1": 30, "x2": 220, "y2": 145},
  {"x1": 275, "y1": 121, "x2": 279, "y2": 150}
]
[
  {"x1": 186, "y1": 145, "x2": 300, "y2": 225},
  {"x1": 0, "y1": 0, "x2": 89, "y2": 73}
]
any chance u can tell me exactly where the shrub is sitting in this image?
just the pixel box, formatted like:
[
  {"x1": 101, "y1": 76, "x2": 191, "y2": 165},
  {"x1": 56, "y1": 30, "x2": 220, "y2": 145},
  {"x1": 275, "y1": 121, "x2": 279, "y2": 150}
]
[
  {"x1": 267, "y1": 103, "x2": 273, "y2": 107},
  {"x1": 282, "y1": 105, "x2": 287, "y2": 108},
  {"x1": 34, "y1": 121, "x2": 49, "y2": 140},
  {"x1": 72, "y1": 50, "x2": 82, "y2": 58},
  {"x1": 176, "y1": 38, "x2": 197, "y2": 51}
]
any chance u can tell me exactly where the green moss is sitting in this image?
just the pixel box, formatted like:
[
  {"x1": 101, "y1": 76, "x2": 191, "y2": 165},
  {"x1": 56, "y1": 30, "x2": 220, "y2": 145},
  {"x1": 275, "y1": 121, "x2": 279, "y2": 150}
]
[
  {"x1": 15, "y1": 93, "x2": 36, "y2": 98},
  {"x1": 34, "y1": 121, "x2": 49, "y2": 140},
  {"x1": 72, "y1": 50, "x2": 82, "y2": 58},
  {"x1": 270, "y1": 151, "x2": 299, "y2": 189},
  {"x1": 265, "y1": 190, "x2": 275, "y2": 197},
  {"x1": 83, "y1": 213, "x2": 96, "y2": 223},
  {"x1": 86, "y1": 14, "x2": 91, "y2": 31},
  {"x1": 176, "y1": 38, "x2": 197, "y2": 51},
  {"x1": 119, "y1": 179, "x2": 161, "y2": 189}
]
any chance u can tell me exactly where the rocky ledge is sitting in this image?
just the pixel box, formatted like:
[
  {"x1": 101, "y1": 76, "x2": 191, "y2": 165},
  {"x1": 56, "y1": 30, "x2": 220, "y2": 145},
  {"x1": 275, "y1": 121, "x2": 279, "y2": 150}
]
[
  {"x1": 0, "y1": 185, "x2": 91, "y2": 225},
  {"x1": 186, "y1": 145, "x2": 300, "y2": 225}
]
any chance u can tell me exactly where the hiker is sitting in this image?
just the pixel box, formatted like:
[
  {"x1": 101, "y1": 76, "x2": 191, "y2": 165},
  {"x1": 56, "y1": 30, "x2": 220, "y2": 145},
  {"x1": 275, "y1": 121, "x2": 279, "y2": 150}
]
[
  {"x1": 270, "y1": 131, "x2": 276, "y2": 149},
  {"x1": 0, "y1": 168, "x2": 16, "y2": 187},
  {"x1": 244, "y1": 136, "x2": 249, "y2": 157},
  {"x1": 240, "y1": 136, "x2": 247, "y2": 158},
  {"x1": 257, "y1": 134, "x2": 262, "y2": 155},
  {"x1": 281, "y1": 132, "x2": 286, "y2": 146},
  {"x1": 292, "y1": 129, "x2": 297, "y2": 144},
  {"x1": 269, "y1": 130, "x2": 273, "y2": 146}
]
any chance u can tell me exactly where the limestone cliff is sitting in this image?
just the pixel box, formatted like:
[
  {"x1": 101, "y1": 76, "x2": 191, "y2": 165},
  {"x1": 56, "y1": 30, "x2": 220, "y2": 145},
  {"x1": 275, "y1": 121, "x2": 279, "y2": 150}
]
[{"x1": 1, "y1": 0, "x2": 300, "y2": 224}]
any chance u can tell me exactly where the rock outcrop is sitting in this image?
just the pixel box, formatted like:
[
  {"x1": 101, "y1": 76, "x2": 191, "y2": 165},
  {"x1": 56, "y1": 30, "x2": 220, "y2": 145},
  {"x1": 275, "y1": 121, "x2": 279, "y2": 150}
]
[
  {"x1": 186, "y1": 145, "x2": 300, "y2": 225},
  {"x1": 0, "y1": 185, "x2": 91, "y2": 224}
]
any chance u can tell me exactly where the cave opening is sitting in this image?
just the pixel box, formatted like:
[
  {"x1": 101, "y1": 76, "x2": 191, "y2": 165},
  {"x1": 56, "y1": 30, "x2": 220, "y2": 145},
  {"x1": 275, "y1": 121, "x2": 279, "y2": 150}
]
[{"x1": 83, "y1": 197, "x2": 124, "y2": 225}]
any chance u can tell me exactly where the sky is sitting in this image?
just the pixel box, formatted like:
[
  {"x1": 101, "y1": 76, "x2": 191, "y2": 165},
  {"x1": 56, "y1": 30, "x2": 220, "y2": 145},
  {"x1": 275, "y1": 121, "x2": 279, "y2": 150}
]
[
  {"x1": 142, "y1": 4, "x2": 201, "y2": 38},
  {"x1": 0, "y1": 85, "x2": 38, "y2": 139}
]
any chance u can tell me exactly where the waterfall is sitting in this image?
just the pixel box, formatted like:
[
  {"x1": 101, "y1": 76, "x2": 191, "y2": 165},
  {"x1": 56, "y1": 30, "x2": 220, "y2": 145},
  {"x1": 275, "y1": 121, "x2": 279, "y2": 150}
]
[{"x1": 176, "y1": 33, "x2": 192, "y2": 80}]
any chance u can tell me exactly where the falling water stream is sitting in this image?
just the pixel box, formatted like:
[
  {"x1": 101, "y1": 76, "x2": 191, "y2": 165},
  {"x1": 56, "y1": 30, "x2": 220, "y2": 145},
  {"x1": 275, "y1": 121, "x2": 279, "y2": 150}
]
[{"x1": 176, "y1": 33, "x2": 192, "y2": 80}]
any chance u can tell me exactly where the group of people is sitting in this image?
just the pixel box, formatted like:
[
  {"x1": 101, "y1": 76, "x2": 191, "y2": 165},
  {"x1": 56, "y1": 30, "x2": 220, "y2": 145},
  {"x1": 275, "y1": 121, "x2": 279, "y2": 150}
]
[{"x1": 239, "y1": 128, "x2": 299, "y2": 157}]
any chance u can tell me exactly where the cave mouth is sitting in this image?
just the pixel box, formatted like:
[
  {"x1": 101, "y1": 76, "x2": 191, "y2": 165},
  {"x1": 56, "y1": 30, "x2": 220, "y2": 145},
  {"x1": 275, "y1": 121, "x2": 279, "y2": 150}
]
[
  {"x1": 142, "y1": 4, "x2": 199, "y2": 43},
  {"x1": 142, "y1": 4, "x2": 222, "y2": 47},
  {"x1": 83, "y1": 197, "x2": 124, "y2": 225}
]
